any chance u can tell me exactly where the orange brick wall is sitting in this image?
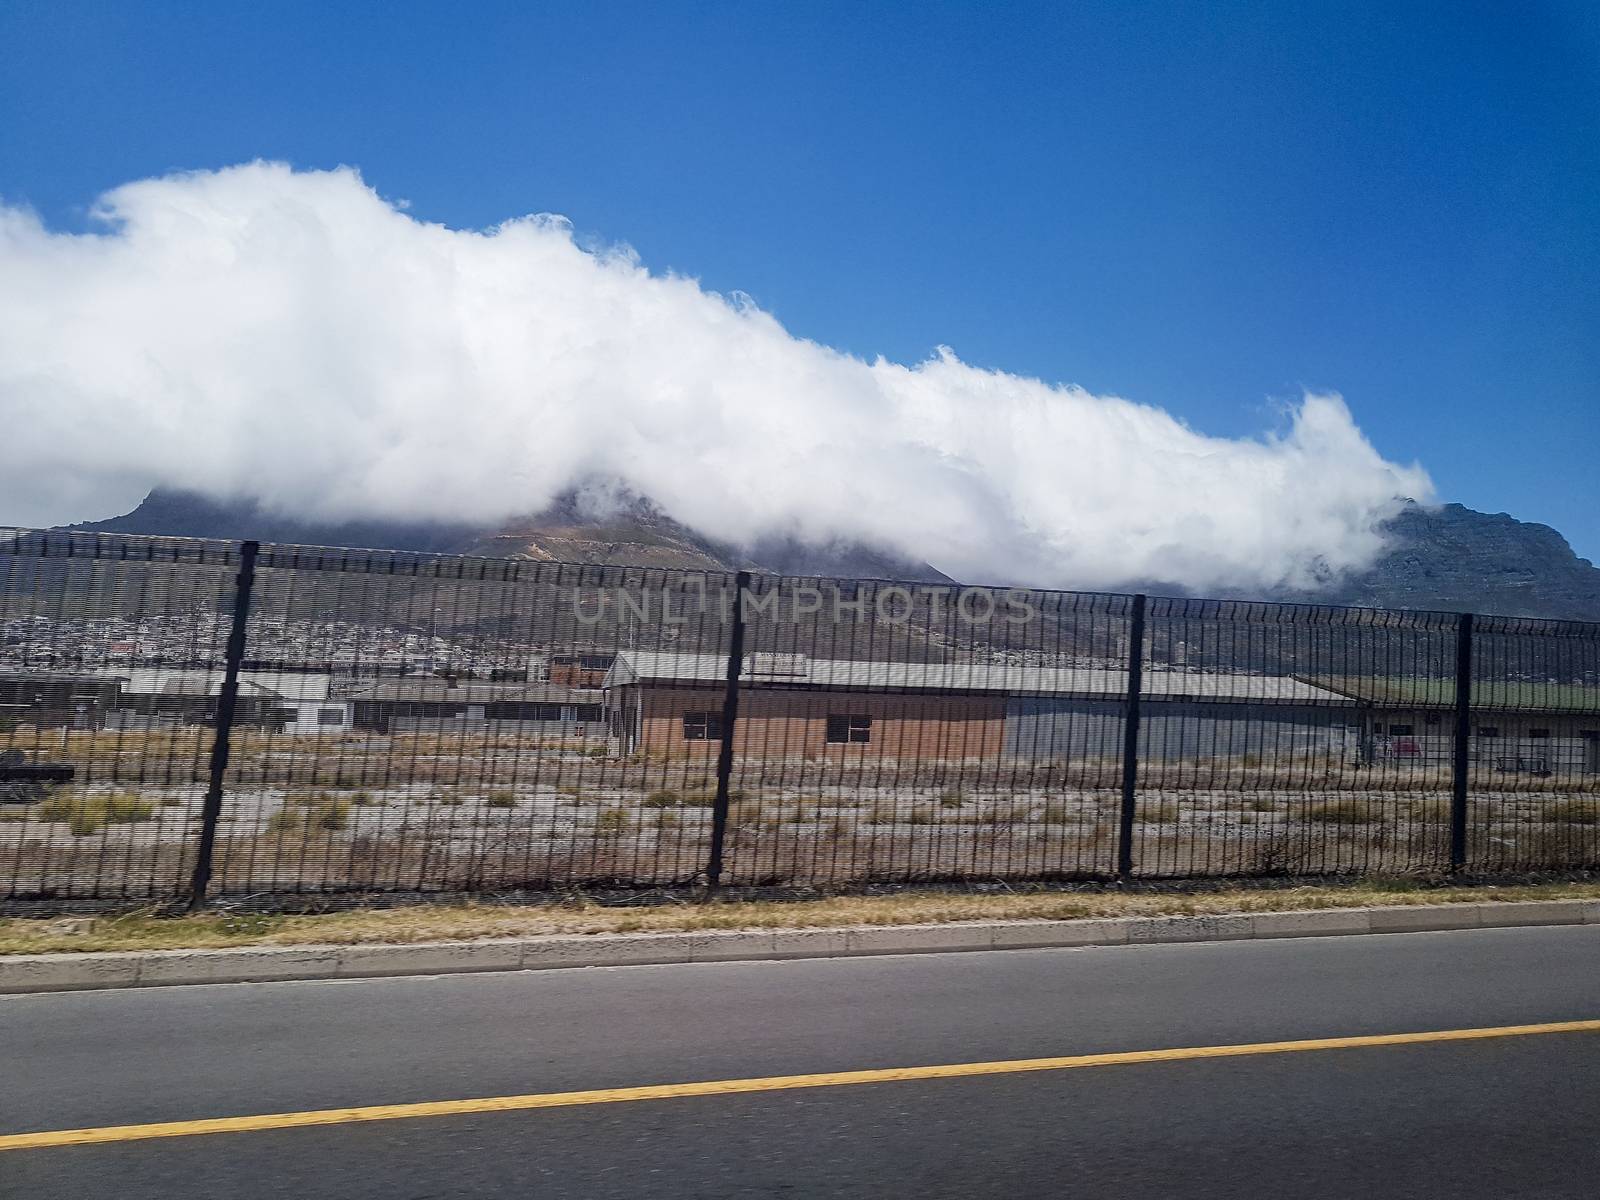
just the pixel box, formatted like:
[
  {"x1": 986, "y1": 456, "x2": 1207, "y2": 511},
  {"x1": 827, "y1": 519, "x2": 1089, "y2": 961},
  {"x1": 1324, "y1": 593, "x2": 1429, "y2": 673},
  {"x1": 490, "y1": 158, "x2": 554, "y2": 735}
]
[
  {"x1": 549, "y1": 664, "x2": 610, "y2": 688},
  {"x1": 632, "y1": 685, "x2": 1005, "y2": 761}
]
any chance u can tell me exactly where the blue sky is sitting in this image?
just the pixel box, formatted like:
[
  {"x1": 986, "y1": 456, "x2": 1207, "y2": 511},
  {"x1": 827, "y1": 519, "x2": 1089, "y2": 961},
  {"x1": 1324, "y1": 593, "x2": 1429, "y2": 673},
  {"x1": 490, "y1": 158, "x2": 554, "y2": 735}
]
[{"x1": 3, "y1": 0, "x2": 1597, "y2": 559}]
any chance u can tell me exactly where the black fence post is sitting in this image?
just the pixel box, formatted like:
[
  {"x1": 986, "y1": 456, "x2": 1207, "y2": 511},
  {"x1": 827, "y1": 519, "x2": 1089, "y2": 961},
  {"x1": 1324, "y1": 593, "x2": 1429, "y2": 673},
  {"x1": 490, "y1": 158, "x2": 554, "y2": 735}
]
[
  {"x1": 188, "y1": 540, "x2": 258, "y2": 910},
  {"x1": 1449, "y1": 611, "x2": 1474, "y2": 873},
  {"x1": 704, "y1": 570, "x2": 750, "y2": 892},
  {"x1": 1116, "y1": 593, "x2": 1147, "y2": 882}
]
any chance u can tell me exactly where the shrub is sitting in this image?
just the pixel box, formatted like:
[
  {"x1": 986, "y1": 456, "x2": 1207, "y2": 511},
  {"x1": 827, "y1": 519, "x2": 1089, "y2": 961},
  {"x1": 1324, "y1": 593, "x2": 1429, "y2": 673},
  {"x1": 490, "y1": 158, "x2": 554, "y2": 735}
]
[
  {"x1": 349, "y1": 791, "x2": 377, "y2": 807},
  {"x1": 986, "y1": 800, "x2": 1035, "y2": 826},
  {"x1": 486, "y1": 790, "x2": 517, "y2": 809},
  {"x1": 904, "y1": 805, "x2": 937, "y2": 825},
  {"x1": 268, "y1": 795, "x2": 350, "y2": 835},
  {"x1": 595, "y1": 807, "x2": 631, "y2": 836},
  {"x1": 39, "y1": 793, "x2": 92, "y2": 824},
  {"x1": 1545, "y1": 798, "x2": 1600, "y2": 825},
  {"x1": 585, "y1": 747, "x2": 608, "y2": 759},
  {"x1": 302, "y1": 796, "x2": 350, "y2": 831},
  {"x1": 265, "y1": 809, "x2": 299, "y2": 835},
  {"x1": 938, "y1": 788, "x2": 966, "y2": 809},
  {"x1": 1245, "y1": 833, "x2": 1311, "y2": 875},
  {"x1": 1139, "y1": 799, "x2": 1181, "y2": 823},
  {"x1": 1041, "y1": 801, "x2": 1070, "y2": 824},
  {"x1": 644, "y1": 790, "x2": 681, "y2": 808},
  {"x1": 36, "y1": 791, "x2": 156, "y2": 836},
  {"x1": 324, "y1": 800, "x2": 352, "y2": 830},
  {"x1": 1303, "y1": 798, "x2": 1383, "y2": 825},
  {"x1": 1409, "y1": 797, "x2": 1450, "y2": 824},
  {"x1": 105, "y1": 792, "x2": 156, "y2": 823}
]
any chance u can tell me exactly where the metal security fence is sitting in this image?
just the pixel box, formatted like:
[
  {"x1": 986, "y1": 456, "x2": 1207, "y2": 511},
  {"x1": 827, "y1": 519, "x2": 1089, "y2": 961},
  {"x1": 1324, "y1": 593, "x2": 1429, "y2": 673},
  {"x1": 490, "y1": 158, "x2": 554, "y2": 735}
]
[{"x1": 2, "y1": 528, "x2": 1597, "y2": 906}]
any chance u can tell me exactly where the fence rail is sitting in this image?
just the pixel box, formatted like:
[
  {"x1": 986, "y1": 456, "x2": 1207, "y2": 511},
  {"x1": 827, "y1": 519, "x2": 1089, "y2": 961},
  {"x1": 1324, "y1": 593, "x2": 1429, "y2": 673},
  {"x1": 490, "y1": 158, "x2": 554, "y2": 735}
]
[{"x1": 2, "y1": 527, "x2": 1598, "y2": 906}]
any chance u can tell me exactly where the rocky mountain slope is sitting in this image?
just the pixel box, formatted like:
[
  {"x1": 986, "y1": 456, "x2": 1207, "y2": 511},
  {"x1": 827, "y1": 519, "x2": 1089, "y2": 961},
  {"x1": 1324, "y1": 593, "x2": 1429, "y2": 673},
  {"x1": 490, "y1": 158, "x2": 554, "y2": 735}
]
[
  {"x1": 1275, "y1": 502, "x2": 1600, "y2": 621},
  {"x1": 69, "y1": 488, "x2": 954, "y2": 584},
  {"x1": 69, "y1": 487, "x2": 484, "y2": 556},
  {"x1": 61, "y1": 490, "x2": 1600, "y2": 620}
]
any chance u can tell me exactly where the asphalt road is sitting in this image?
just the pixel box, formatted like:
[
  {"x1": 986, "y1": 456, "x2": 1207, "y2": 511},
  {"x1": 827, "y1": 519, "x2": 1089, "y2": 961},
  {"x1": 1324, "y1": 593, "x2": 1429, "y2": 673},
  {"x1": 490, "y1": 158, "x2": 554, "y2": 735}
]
[{"x1": 4, "y1": 926, "x2": 1600, "y2": 1199}]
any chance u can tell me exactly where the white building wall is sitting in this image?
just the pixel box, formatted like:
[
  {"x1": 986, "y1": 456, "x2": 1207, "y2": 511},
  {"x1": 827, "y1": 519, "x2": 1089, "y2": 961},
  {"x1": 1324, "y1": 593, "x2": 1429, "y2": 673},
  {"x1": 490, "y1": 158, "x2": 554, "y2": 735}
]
[{"x1": 282, "y1": 701, "x2": 352, "y2": 734}]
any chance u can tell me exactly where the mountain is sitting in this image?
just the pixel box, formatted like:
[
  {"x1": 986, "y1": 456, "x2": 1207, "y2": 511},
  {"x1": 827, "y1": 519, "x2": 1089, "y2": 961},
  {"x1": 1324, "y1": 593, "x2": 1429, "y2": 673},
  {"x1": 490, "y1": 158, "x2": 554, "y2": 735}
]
[
  {"x1": 70, "y1": 487, "x2": 482, "y2": 556},
  {"x1": 459, "y1": 490, "x2": 738, "y2": 572},
  {"x1": 67, "y1": 488, "x2": 954, "y2": 585},
  {"x1": 1278, "y1": 502, "x2": 1600, "y2": 622},
  {"x1": 60, "y1": 490, "x2": 1600, "y2": 620}
]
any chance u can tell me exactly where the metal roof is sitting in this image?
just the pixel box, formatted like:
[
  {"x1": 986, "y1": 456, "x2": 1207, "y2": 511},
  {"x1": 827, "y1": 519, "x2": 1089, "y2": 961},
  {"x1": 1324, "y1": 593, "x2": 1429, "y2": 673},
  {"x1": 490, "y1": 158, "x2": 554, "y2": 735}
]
[
  {"x1": 606, "y1": 651, "x2": 1349, "y2": 704},
  {"x1": 345, "y1": 681, "x2": 602, "y2": 704},
  {"x1": 103, "y1": 668, "x2": 334, "y2": 702},
  {"x1": 1309, "y1": 676, "x2": 1600, "y2": 715}
]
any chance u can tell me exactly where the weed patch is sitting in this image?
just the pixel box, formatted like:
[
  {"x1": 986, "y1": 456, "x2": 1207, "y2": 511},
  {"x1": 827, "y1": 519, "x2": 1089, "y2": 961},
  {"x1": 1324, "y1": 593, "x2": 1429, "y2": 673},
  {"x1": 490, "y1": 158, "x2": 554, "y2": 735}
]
[{"x1": 36, "y1": 791, "x2": 156, "y2": 836}]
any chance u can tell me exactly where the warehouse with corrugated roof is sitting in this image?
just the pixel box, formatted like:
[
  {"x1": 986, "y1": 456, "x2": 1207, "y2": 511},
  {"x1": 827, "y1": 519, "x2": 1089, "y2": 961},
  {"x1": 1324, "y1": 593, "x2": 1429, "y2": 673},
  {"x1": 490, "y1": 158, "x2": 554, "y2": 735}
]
[{"x1": 602, "y1": 651, "x2": 1362, "y2": 763}]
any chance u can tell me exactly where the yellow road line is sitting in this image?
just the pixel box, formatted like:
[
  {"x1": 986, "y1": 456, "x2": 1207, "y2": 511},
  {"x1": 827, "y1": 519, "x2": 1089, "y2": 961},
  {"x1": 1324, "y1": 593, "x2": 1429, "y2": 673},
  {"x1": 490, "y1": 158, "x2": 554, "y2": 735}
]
[{"x1": 5, "y1": 1018, "x2": 1598, "y2": 1153}]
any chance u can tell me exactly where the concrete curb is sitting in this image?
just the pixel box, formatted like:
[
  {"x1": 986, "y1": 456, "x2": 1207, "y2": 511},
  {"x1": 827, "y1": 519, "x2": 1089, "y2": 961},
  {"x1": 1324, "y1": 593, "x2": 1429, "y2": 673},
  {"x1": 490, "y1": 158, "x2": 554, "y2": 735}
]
[{"x1": 4, "y1": 899, "x2": 1599, "y2": 995}]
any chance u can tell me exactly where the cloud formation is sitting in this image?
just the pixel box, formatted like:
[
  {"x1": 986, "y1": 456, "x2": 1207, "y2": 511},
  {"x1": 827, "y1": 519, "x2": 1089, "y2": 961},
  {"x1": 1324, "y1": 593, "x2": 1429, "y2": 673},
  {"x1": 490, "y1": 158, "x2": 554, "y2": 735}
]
[{"x1": 0, "y1": 162, "x2": 1431, "y2": 591}]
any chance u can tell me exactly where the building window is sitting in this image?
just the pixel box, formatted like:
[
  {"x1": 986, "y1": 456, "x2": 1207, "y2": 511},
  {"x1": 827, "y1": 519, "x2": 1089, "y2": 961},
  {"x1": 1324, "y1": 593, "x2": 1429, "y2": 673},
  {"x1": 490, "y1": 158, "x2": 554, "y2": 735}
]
[
  {"x1": 1476, "y1": 726, "x2": 1499, "y2": 739},
  {"x1": 826, "y1": 714, "x2": 872, "y2": 744},
  {"x1": 682, "y1": 711, "x2": 723, "y2": 741},
  {"x1": 1528, "y1": 728, "x2": 1550, "y2": 739},
  {"x1": 1387, "y1": 724, "x2": 1414, "y2": 737},
  {"x1": 317, "y1": 708, "x2": 344, "y2": 726},
  {"x1": 552, "y1": 653, "x2": 614, "y2": 670}
]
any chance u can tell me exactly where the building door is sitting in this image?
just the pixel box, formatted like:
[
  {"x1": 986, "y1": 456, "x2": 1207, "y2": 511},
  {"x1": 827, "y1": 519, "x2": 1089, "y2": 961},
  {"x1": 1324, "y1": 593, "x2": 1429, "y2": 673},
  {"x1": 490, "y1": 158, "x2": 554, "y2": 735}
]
[{"x1": 1585, "y1": 733, "x2": 1600, "y2": 774}]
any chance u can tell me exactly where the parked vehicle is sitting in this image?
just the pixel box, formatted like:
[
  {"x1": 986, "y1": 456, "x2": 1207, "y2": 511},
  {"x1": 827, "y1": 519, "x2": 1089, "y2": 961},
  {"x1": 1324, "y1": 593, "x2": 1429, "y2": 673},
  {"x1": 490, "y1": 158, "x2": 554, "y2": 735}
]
[{"x1": 0, "y1": 748, "x2": 75, "y2": 803}]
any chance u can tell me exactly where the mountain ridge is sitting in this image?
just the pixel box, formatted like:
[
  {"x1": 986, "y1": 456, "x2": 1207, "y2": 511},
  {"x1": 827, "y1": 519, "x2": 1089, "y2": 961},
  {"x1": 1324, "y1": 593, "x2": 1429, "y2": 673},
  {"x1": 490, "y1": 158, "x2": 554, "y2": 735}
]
[
  {"x1": 68, "y1": 488, "x2": 955, "y2": 585},
  {"x1": 63, "y1": 489, "x2": 1600, "y2": 620}
]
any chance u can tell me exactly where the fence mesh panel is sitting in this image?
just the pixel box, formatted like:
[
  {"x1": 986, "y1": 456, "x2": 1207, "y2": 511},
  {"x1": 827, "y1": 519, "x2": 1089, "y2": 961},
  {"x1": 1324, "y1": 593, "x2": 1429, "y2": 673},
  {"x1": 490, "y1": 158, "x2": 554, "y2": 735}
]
[
  {"x1": 1467, "y1": 614, "x2": 1600, "y2": 873},
  {"x1": 2, "y1": 527, "x2": 1597, "y2": 906},
  {"x1": 207, "y1": 550, "x2": 737, "y2": 896},
  {"x1": 720, "y1": 576, "x2": 1132, "y2": 886},
  {"x1": 0, "y1": 532, "x2": 238, "y2": 901},
  {"x1": 1134, "y1": 599, "x2": 1461, "y2": 878}
]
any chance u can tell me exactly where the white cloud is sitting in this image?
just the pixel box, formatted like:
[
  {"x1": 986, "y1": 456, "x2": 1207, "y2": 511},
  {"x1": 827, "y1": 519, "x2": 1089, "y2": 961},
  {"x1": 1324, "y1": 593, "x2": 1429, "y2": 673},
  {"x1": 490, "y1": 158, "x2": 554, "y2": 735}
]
[{"x1": 0, "y1": 162, "x2": 1432, "y2": 591}]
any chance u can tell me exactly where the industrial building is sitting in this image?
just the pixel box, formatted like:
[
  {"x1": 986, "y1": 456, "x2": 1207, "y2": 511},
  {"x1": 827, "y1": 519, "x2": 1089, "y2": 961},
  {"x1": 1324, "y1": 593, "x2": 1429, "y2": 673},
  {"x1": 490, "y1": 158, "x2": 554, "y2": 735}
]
[
  {"x1": 345, "y1": 680, "x2": 605, "y2": 737},
  {"x1": 0, "y1": 672, "x2": 121, "y2": 731},
  {"x1": 102, "y1": 669, "x2": 352, "y2": 733},
  {"x1": 1313, "y1": 677, "x2": 1600, "y2": 774},
  {"x1": 601, "y1": 651, "x2": 1362, "y2": 763}
]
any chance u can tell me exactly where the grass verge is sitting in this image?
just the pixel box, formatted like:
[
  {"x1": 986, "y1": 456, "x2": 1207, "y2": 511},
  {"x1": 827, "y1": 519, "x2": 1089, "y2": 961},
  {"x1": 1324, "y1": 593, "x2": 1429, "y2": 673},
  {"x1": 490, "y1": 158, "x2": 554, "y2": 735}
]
[{"x1": 3, "y1": 880, "x2": 1599, "y2": 956}]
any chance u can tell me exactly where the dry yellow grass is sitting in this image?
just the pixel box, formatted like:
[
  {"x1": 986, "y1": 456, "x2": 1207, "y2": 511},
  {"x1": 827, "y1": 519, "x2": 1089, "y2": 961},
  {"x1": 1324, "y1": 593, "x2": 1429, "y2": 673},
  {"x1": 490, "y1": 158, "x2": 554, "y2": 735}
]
[{"x1": 4, "y1": 880, "x2": 1598, "y2": 956}]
